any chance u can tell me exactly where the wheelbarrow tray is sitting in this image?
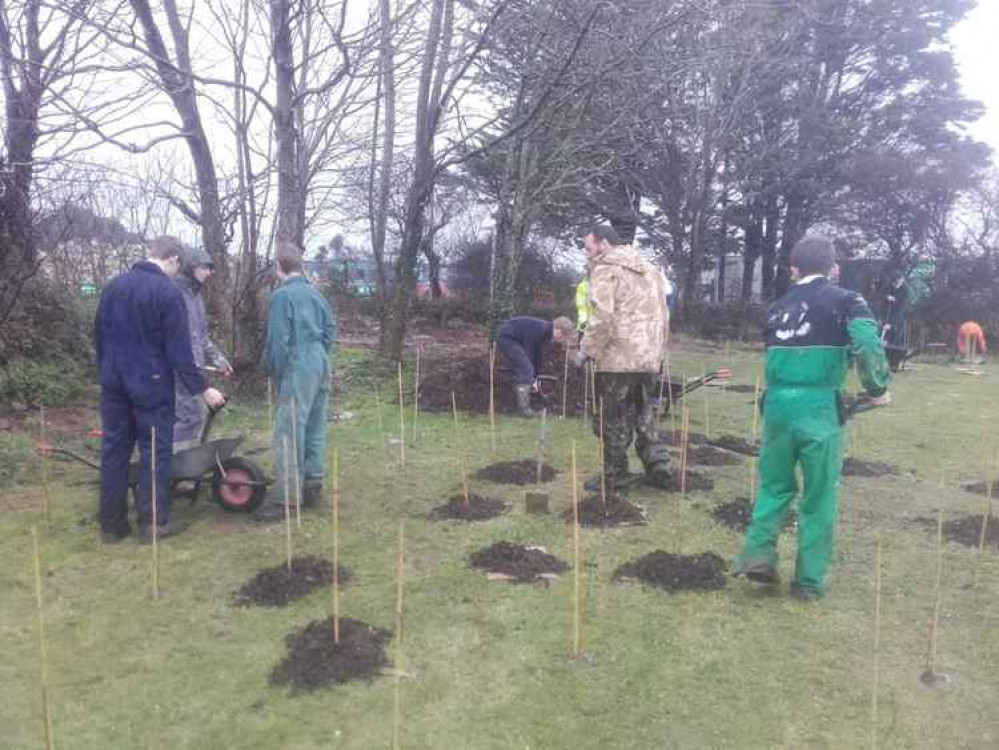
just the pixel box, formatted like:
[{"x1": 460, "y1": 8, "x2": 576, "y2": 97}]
[{"x1": 126, "y1": 436, "x2": 245, "y2": 485}]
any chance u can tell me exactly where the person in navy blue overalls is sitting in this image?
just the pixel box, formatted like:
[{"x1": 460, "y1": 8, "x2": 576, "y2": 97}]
[
  {"x1": 94, "y1": 237, "x2": 225, "y2": 544},
  {"x1": 496, "y1": 316, "x2": 575, "y2": 416}
]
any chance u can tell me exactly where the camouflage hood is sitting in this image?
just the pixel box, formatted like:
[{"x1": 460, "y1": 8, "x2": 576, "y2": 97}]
[{"x1": 580, "y1": 244, "x2": 668, "y2": 373}]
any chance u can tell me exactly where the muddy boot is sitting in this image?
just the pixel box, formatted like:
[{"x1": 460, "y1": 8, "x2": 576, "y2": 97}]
[
  {"x1": 641, "y1": 459, "x2": 673, "y2": 490},
  {"x1": 302, "y1": 481, "x2": 323, "y2": 510},
  {"x1": 733, "y1": 559, "x2": 780, "y2": 585},
  {"x1": 137, "y1": 519, "x2": 189, "y2": 544},
  {"x1": 583, "y1": 472, "x2": 639, "y2": 495},
  {"x1": 514, "y1": 385, "x2": 537, "y2": 418},
  {"x1": 253, "y1": 491, "x2": 288, "y2": 524}
]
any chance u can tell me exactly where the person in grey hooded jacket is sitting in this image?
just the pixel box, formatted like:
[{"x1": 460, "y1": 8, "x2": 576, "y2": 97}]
[{"x1": 173, "y1": 248, "x2": 233, "y2": 450}]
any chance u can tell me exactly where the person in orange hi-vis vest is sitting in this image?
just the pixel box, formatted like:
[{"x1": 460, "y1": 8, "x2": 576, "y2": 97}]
[{"x1": 957, "y1": 321, "x2": 987, "y2": 357}]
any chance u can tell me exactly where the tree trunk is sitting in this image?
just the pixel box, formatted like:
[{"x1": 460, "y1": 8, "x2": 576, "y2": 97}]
[
  {"x1": 761, "y1": 193, "x2": 779, "y2": 298},
  {"x1": 271, "y1": 0, "x2": 302, "y2": 247},
  {"x1": 742, "y1": 212, "x2": 762, "y2": 301},
  {"x1": 775, "y1": 192, "x2": 804, "y2": 296}
]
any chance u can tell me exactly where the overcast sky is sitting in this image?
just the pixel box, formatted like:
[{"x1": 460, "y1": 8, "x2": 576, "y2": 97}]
[{"x1": 951, "y1": 0, "x2": 999, "y2": 156}]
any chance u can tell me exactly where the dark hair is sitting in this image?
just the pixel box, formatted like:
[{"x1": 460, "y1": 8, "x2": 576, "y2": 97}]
[
  {"x1": 148, "y1": 235, "x2": 185, "y2": 262},
  {"x1": 276, "y1": 241, "x2": 304, "y2": 274},
  {"x1": 790, "y1": 235, "x2": 837, "y2": 276},
  {"x1": 586, "y1": 224, "x2": 621, "y2": 247}
]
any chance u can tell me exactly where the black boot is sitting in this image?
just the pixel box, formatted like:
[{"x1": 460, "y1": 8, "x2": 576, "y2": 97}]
[
  {"x1": 253, "y1": 491, "x2": 289, "y2": 523},
  {"x1": 137, "y1": 519, "x2": 189, "y2": 544},
  {"x1": 302, "y1": 482, "x2": 323, "y2": 509},
  {"x1": 514, "y1": 385, "x2": 537, "y2": 418}
]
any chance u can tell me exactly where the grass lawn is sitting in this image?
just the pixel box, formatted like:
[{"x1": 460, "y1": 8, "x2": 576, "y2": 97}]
[{"x1": 2, "y1": 342, "x2": 998, "y2": 749}]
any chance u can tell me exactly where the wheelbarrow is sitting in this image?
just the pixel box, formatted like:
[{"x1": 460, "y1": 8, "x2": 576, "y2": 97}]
[
  {"x1": 653, "y1": 368, "x2": 733, "y2": 416},
  {"x1": 38, "y1": 400, "x2": 269, "y2": 514}
]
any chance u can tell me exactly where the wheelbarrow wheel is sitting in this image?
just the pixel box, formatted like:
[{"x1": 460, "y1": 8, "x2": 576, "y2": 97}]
[{"x1": 213, "y1": 457, "x2": 266, "y2": 513}]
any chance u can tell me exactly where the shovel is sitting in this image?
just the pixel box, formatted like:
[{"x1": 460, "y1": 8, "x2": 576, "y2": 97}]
[{"x1": 526, "y1": 406, "x2": 550, "y2": 514}]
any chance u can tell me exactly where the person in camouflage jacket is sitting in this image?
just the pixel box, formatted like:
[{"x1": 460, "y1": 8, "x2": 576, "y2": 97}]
[{"x1": 576, "y1": 225, "x2": 671, "y2": 494}]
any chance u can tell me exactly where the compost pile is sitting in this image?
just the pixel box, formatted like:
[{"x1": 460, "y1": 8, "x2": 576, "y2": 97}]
[
  {"x1": 654, "y1": 470, "x2": 715, "y2": 493},
  {"x1": 686, "y1": 445, "x2": 743, "y2": 467},
  {"x1": 418, "y1": 349, "x2": 588, "y2": 416},
  {"x1": 661, "y1": 430, "x2": 709, "y2": 447},
  {"x1": 234, "y1": 556, "x2": 350, "y2": 608},
  {"x1": 723, "y1": 384, "x2": 758, "y2": 394},
  {"x1": 476, "y1": 459, "x2": 557, "y2": 485},
  {"x1": 469, "y1": 541, "x2": 568, "y2": 583},
  {"x1": 270, "y1": 617, "x2": 392, "y2": 692},
  {"x1": 940, "y1": 515, "x2": 999, "y2": 549},
  {"x1": 613, "y1": 551, "x2": 728, "y2": 593},
  {"x1": 842, "y1": 458, "x2": 897, "y2": 477},
  {"x1": 963, "y1": 481, "x2": 998, "y2": 497},
  {"x1": 431, "y1": 493, "x2": 507, "y2": 521},
  {"x1": 711, "y1": 498, "x2": 796, "y2": 532},
  {"x1": 565, "y1": 495, "x2": 647, "y2": 527}
]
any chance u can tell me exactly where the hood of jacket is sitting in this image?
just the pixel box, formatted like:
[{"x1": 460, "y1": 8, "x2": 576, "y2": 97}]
[{"x1": 592, "y1": 244, "x2": 652, "y2": 277}]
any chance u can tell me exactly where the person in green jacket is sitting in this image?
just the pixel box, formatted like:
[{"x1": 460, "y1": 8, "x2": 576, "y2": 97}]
[
  {"x1": 734, "y1": 236, "x2": 891, "y2": 600},
  {"x1": 255, "y1": 242, "x2": 336, "y2": 522},
  {"x1": 575, "y1": 276, "x2": 591, "y2": 336}
]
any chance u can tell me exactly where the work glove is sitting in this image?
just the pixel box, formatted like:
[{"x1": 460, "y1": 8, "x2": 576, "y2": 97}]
[{"x1": 571, "y1": 350, "x2": 589, "y2": 369}]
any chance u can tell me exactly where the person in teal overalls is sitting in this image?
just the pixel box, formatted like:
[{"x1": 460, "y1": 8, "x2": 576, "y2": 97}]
[
  {"x1": 255, "y1": 242, "x2": 336, "y2": 522},
  {"x1": 734, "y1": 236, "x2": 891, "y2": 600}
]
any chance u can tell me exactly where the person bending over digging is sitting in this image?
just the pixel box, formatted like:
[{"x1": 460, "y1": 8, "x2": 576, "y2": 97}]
[
  {"x1": 254, "y1": 242, "x2": 336, "y2": 523},
  {"x1": 734, "y1": 235, "x2": 891, "y2": 601},
  {"x1": 957, "y1": 321, "x2": 987, "y2": 363},
  {"x1": 496, "y1": 315, "x2": 575, "y2": 417},
  {"x1": 572, "y1": 224, "x2": 672, "y2": 495}
]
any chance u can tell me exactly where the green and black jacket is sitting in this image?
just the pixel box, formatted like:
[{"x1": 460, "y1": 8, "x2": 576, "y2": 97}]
[{"x1": 764, "y1": 276, "x2": 891, "y2": 399}]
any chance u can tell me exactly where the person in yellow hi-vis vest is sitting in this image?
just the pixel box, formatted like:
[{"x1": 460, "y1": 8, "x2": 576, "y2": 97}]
[{"x1": 575, "y1": 276, "x2": 591, "y2": 341}]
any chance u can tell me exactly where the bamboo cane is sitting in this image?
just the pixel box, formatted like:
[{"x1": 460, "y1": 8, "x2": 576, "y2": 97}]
[
  {"x1": 571, "y1": 442, "x2": 581, "y2": 657},
  {"x1": 291, "y1": 395, "x2": 302, "y2": 529},
  {"x1": 678, "y1": 405, "x2": 689, "y2": 555},
  {"x1": 589, "y1": 360, "x2": 598, "y2": 418},
  {"x1": 451, "y1": 392, "x2": 470, "y2": 505},
  {"x1": 32, "y1": 525, "x2": 55, "y2": 750},
  {"x1": 489, "y1": 342, "x2": 497, "y2": 454},
  {"x1": 412, "y1": 348, "x2": 421, "y2": 444},
  {"x1": 397, "y1": 362, "x2": 405, "y2": 468},
  {"x1": 750, "y1": 375, "x2": 760, "y2": 506},
  {"x1": 392, "y1": 521, "x2": 406, "y2": 750},
  {"x1": 665, "y1": 356, "x2": 676, "y2": 441},
  {"x1": 332, "y1": 448, "x2": 340, "y2": 644},
  {"x1": 870, "y1": 537, "x2": 883, "y2": 750},
  {"x1": 151, "y1": 425, "x2": 159, "y2": 600},
  {"x1": 39, "y1": 405, "x2": 52, "y2": 527},
  {"x1": 925, "y1": 502, "x2": 944, "y2": 680},
  {"x1": 975, "y1": 460, "x2": 993, "y2": 589},
  {"x1": 702, "y1": 364, "x2": 711, "y2": 440},
  {"x1": 283, "y1": 437, "x2": 293, "y2": 574},
  {"x1": 599, "y1": 397, "x2": 607, "y2": 512},
  {"x1": 561, "y1": 344, "x2": 570, "y2": 420}
]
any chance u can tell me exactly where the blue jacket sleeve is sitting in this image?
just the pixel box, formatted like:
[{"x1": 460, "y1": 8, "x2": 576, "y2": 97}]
[
  {"x1": 163, "y1": 286, "x2": 206, "y2": 395},
  {"x1": 262, "y1": 290, "x2": 294, "y2": 379}
]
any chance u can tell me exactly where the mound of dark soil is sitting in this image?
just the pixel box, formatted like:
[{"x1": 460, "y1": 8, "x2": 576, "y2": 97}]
[
  {"x1": 654, "y1": 470, "x2": 715, "y2": 494},
  {"x1": 269, "y1": 617, "x2": 391, "y2": 692},
  {"x1": 687, "y1": 445, "x2": 743, "y2": 466},
  {"x1": 941, "y1": 514, "x2": 999, "y2": 549},
  {"x1": 469, "y1": 541, "x2": 569, "y2": 582},
  {"x1": 431, "y1": 493, "x2": 507, "y2": 521},
  {"x1": 711, "y1": 498, "x2": 796, "y2": 533},
  {"x1": 962, "y1": 482, "x2": 998, "y2": 497},
  {"x1": 234, "y1": 556, "x2": 351, "y2": 608},
  {"x1": 708, "y1": 435, "x2": 759, "y2": 456},
  {"x1": 564, "y1": 495, "x2": 647, "y2": 527},
  {"x1": 660, "y1": 431, "x2": 709, "y2": 446},
  {"x1": 613, "y1": 551, "x2": 727, "y2": 593},
  {"x1": 475, "y1": 459, "x2": 557, "y2": 485},
  {"x1": 723, "y1": 384, "x2": 758, "y2": 394},
  {"x1": 842, "y1": 458, "x2": 897, "y2": 477}
]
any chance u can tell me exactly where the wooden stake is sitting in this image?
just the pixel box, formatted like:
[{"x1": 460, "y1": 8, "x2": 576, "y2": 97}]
[
  {"x1": 975, "y1": 462, "x2": 993, "y2": 588},
  {"x1": 39, "y1": 405, "x2": 51, "y2": 527},
  {"x1": 32, "y1": 525, "x2": 55, "y2": 750},
  {"x1": 282, "y1": 437, "x2": 293, "y2": 574},
  {"x1": 451, "y1": 392, "x2": 470, "y2": 505},
  {"x1": 332, "y1": 448, "x2": 340, "y2": 644},
  {"x1": 925, "y1": 503, "x2": 944, "y2": 678},
  {"x1": 151, "y1": 425, "x2": 159, "y2": 601},
  {"x1": 571, "y1": 442, "x2": 581, "y2": 657},
  {"x1": 665, "y1": 356, "x2": 676, "y2": 441},
  {"x1": 870, "y1": 537, "x2": 883, "y2": 750},
  {"x1": 589, "y1": 360, "x2": 597, "y2": 418},
  {"x1": 412, "y1": 348, "x2": 421, "y2": 444},
  {"x1": 397, "y1": 362, "x2": 405, "y2": 468},
  {"x1": 489, "y1": 342, "x2": 497, "y2": 454},
  {"x1": 561, "y1": 344, "x2": 570, "y2": 420},
  {"x1": 290, "y1": 395, "x2": 302, "y2": 529},
  {"x1": 392, "y1": 521, "x2": 406, "y2": 750}
]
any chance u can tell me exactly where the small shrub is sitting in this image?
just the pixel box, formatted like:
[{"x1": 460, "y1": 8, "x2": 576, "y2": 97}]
[{"x1": 0, "y1": 359, "x2": 86, "y2": 407}]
